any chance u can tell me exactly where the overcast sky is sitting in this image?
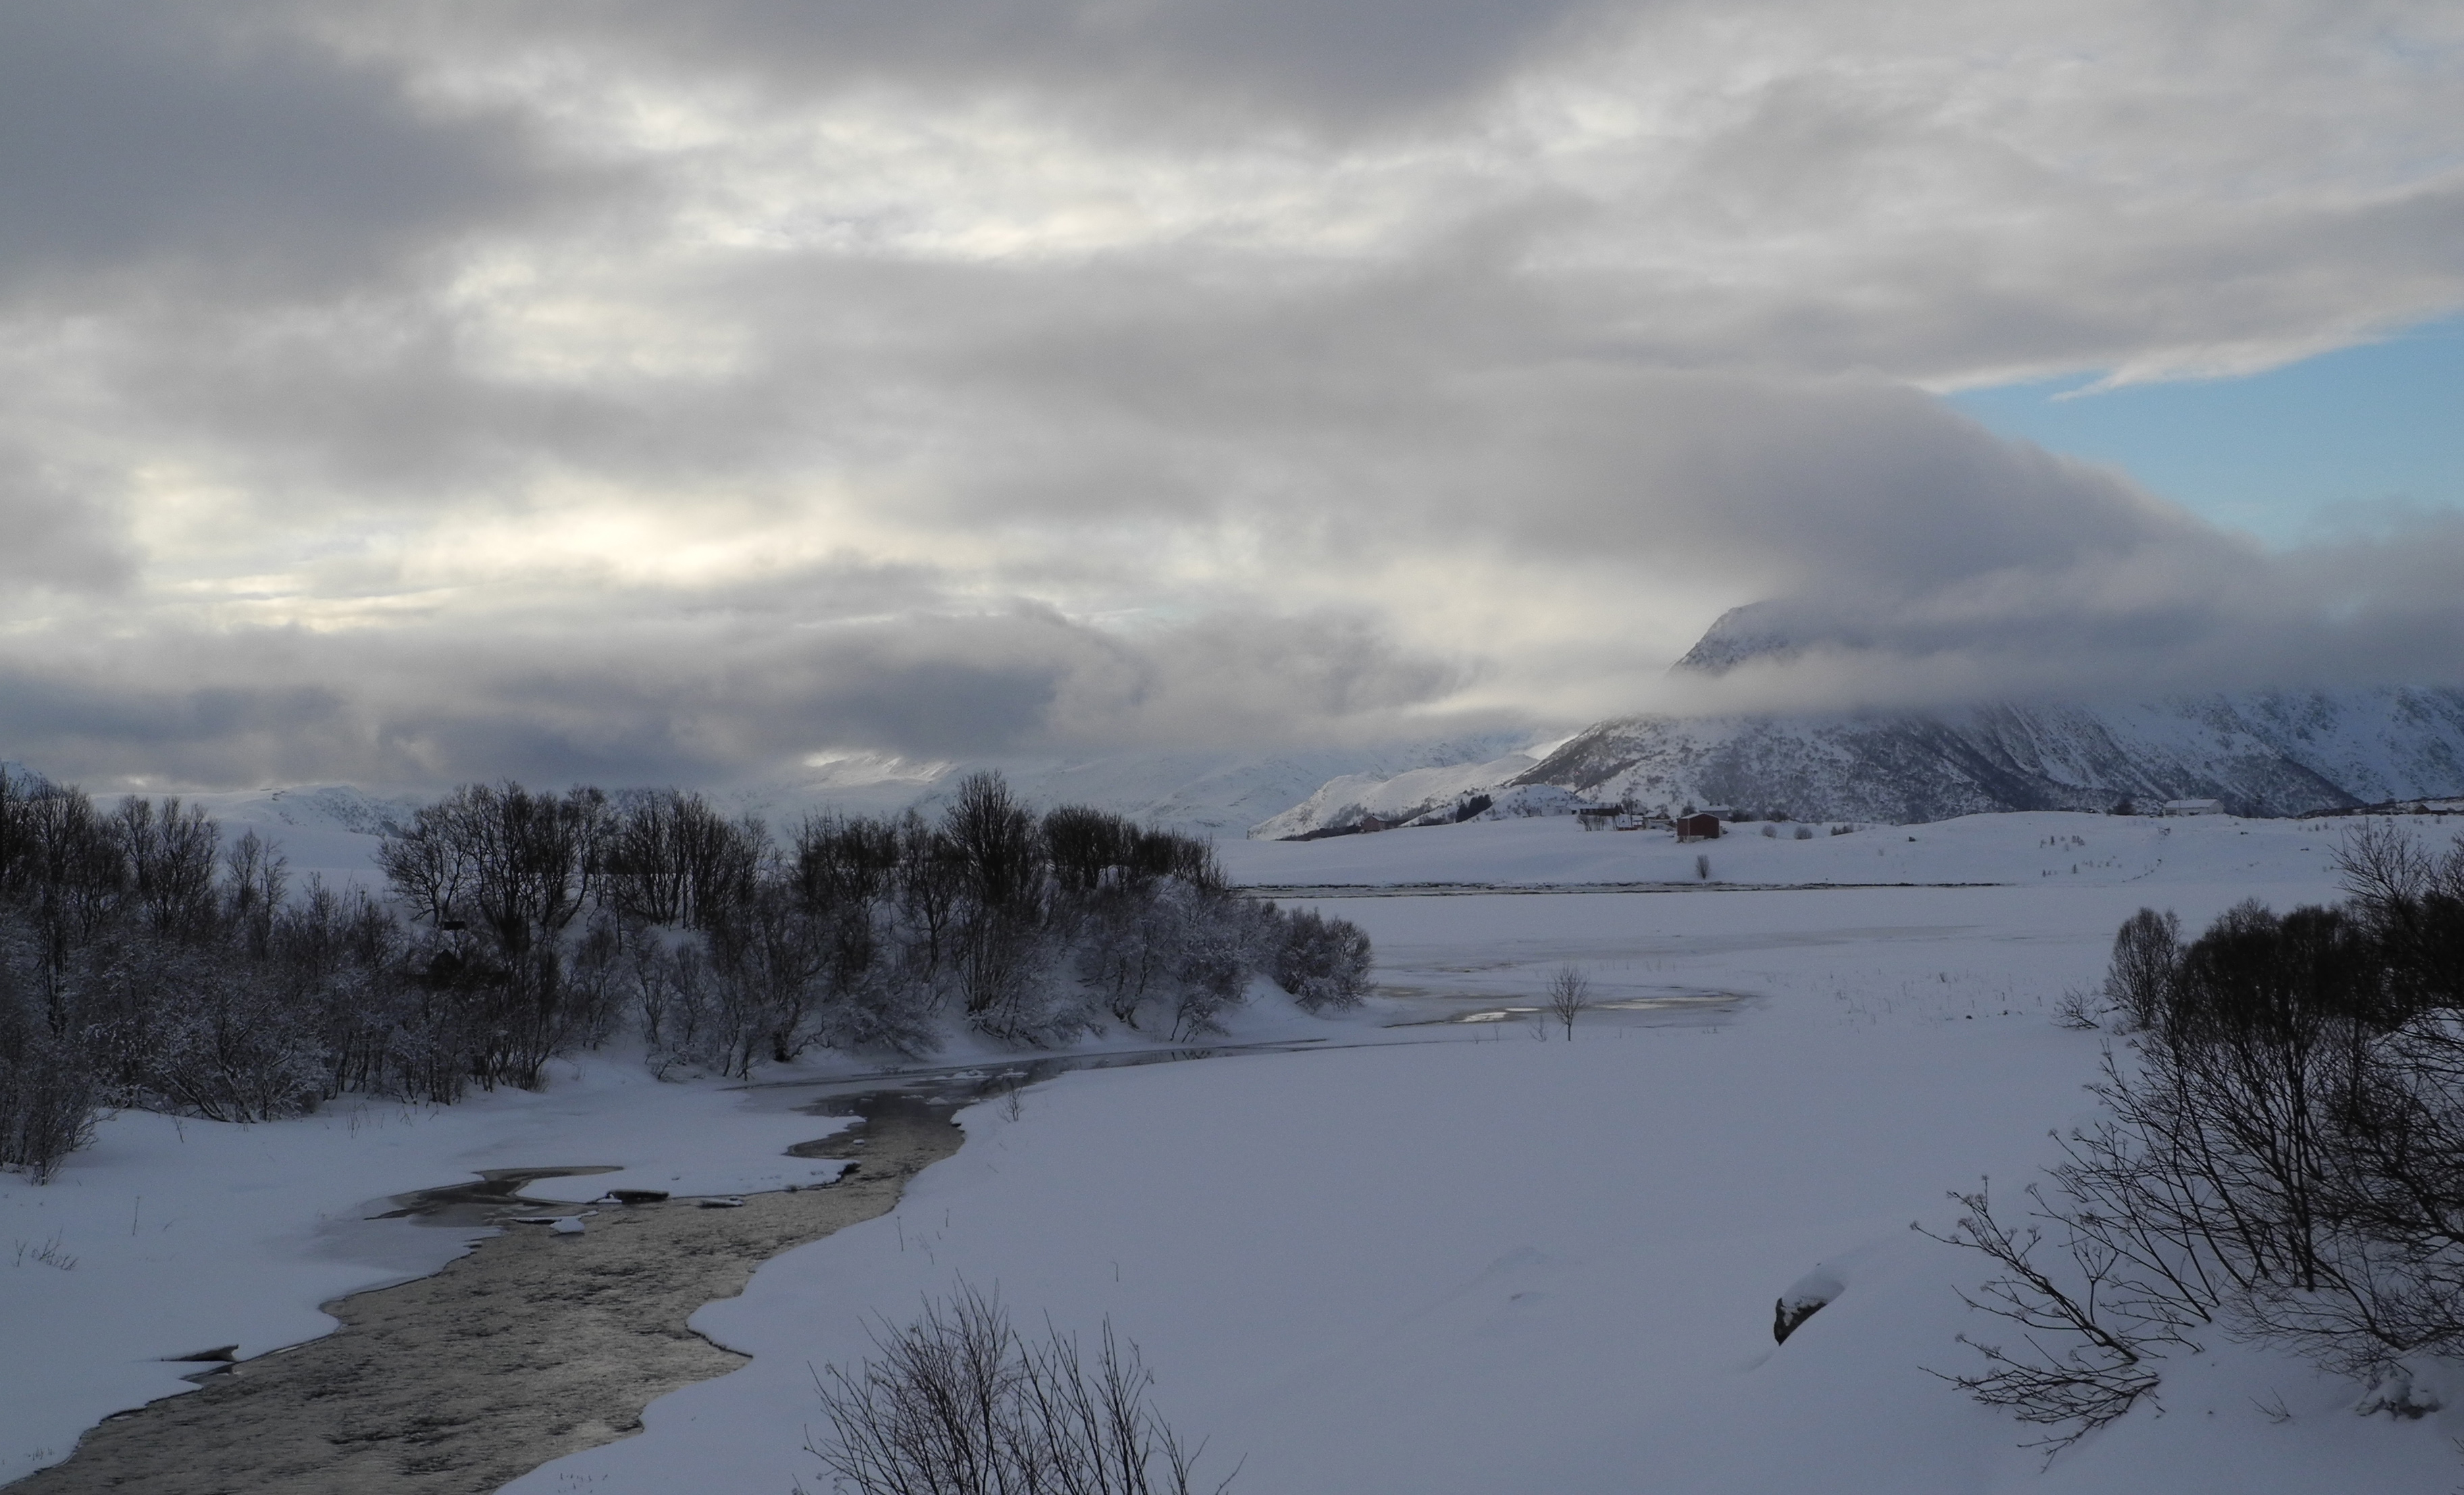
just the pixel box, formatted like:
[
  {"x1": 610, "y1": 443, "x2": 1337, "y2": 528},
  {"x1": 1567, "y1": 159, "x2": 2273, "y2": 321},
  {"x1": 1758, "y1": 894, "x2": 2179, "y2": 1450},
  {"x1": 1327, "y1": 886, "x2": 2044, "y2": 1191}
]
[{"x1": 3, "y1": 0, "x2": 2461, "y2": 790}]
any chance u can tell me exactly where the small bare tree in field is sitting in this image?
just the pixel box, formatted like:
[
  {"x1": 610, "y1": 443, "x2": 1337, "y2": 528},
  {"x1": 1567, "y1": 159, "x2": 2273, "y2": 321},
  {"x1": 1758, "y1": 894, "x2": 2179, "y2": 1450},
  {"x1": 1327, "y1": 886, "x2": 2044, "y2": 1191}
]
[{"x1": 1546, "y1": 964, "x2": 1593, "y2": 1040}]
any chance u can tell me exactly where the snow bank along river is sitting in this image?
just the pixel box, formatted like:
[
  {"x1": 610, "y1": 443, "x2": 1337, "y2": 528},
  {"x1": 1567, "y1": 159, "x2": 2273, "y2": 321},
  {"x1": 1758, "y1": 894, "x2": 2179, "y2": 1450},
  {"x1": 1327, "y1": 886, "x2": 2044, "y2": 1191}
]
[{"x1": 8, "y1": 1088, "x2": 956, "y2": 1495}]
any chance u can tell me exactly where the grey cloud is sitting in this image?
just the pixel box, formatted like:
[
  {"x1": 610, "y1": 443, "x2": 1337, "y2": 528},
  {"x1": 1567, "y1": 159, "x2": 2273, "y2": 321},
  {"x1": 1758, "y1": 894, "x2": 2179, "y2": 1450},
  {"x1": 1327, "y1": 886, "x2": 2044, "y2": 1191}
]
[
  {"x1": 0, "y1": 3, "x2": 586, "y2": 298},
  {"x1": 0, "y1": 664, "x2": 354, "y2": 784},
  {"x1": 373, "y1": 0, "x2": 1611, "y2": 138},
  {"x1": 23, "y1": 196, "x2": 2457, "y2": 753},
  {"x1": 0, "y1": 448, "x2": 134, "y2": 591},
  {"x1": 24, "y1": 4, "x2": 2463, "y2": 517},
  {"x1": 0, "y1": 581, "x2": 1468, "y2": 789}
]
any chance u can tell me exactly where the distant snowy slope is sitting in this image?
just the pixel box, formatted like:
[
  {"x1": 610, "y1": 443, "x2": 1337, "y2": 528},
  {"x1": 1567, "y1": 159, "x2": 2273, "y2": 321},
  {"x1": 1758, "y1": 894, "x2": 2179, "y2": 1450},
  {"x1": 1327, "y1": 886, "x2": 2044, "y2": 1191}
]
[
  {"x1": 1248, "y1": 752, "x2": 1541, "y2": 839},
  {"x1": 1262, "y1": 691, "x2": 2464, "y2": 836},
  {"x1": 1256, "y1": 614, "x2": 2464, "y2": 836},
  {"x1": 1516, "y1": 689, "x2": 2464, "y2": 824},
  {"x1": 0, "y1": 733, "x2": 1554, "y2": 896},
  {"x1": 722, "y1": 731, "x2": 1556, "y2": 838}
]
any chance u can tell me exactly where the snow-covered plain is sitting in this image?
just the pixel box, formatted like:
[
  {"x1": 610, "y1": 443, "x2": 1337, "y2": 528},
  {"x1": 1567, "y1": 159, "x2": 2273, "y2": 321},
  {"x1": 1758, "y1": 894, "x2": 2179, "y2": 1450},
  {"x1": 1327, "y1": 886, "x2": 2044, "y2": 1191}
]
[
  {"x1": 9, "y1": 810, "x2": 2462, "y2": 1491},
  {"x1": 500, "y1": 811, "x2": 2459, "y2": 1495},
  {"x1": 1220, "y1": 807, "x2": 2368, "y2": 894}
]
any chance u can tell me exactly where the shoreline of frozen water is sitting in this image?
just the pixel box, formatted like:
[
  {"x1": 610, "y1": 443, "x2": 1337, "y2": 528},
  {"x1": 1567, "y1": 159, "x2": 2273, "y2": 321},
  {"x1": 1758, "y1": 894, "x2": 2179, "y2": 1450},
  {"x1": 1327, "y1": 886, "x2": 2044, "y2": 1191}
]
[{"x1": 8, "y1": 1094, "x2": 960, "y2": 1495}]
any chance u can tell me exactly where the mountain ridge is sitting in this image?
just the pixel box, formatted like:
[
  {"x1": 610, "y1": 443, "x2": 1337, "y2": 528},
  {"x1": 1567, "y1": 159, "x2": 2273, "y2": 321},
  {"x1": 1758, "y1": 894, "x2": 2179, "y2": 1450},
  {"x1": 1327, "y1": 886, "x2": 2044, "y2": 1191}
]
[{"x1": 1250, "y1": 611, "x2": 2464, "y2": 835}]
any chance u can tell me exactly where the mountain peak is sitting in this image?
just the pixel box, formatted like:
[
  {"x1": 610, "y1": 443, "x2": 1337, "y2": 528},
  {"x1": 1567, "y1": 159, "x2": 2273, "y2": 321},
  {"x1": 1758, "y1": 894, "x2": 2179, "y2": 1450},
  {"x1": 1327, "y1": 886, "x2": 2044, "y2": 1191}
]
[{"x1": 1672, "y1": 604, "x2": 1800, "y2": 675}]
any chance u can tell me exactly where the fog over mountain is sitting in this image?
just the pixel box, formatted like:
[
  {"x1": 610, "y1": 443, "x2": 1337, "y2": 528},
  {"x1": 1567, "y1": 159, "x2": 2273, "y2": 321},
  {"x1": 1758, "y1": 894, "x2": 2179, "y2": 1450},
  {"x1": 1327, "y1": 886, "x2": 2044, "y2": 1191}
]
[
  {"x1": 1, "y1": 3, "x2": 2461, "y2": 792},
  {"x1": 1252, "y1": 607, "x2": 2464, "y2": 836}
]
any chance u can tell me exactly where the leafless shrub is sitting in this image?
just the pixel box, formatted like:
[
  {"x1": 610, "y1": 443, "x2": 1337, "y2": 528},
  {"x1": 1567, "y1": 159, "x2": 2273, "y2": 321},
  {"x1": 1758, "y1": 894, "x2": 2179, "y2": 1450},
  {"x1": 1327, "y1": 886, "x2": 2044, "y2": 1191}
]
[
  {"x1": 808, "y1": 1284, "x2": 1237, "y2": 1495},
  {"x1": 2051, "y1": 988, "x2": 2103, "y2": 1031},
  {"x1": 1917, "y1": 1180, "x2": 2170, "y2": 1457},
  {"x1": 0, "y1": 1018, "x2": 94, "y2": 1183},
  {"x1": 1545, "y1": 964, "x2": 1592, "y2": 1040},
  {"x1": 1933, "y1": 833, "x2": 2464, "y2": 1452}
]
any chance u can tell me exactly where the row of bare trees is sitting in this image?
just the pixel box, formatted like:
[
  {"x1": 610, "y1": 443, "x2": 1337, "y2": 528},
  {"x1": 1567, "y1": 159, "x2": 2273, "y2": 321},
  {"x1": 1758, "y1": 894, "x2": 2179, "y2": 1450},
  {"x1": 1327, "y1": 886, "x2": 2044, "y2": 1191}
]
[
  {"x1": 373, "y1": 772, "x2": 1370, "y2": 1084},
  {"x1": 1, "y1": 770, "x2": 424, "y2": 1179},
  {"x1": 1934, "y1": 821, "x2": 2464, "y2": 1451},
  {"x1": 1, "y1": 767, "x2": 1372, "y2": 1181}
]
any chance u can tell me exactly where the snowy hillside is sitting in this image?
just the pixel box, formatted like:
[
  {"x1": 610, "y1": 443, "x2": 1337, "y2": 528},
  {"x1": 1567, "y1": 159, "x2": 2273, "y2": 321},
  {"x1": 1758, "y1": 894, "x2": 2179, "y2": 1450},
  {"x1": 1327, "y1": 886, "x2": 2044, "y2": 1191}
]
[
  {"x1": 1258, "y1": 691, "x2": 2464, "y2": 837},
  {"x1": 728, "y1": 734, "x2": 1547, "y2": 836},
  {"x1": 1246, "y1": 751, "x2": 1552, "y2": 839},
  {"x1": 734, "y1": 733, "x2": 1560, "y2": 837},
  {"x1": 174, "y1": 785, "x2": 420, "y2": 888},
  {"x1": 0, "y1": 734, "x2": 1557, "y2": 908},
  {"x1": 20, "y1": 731, "x2": 1552, "y2": 856},
  {"x1": 1256, "y1": 617, "x2": 2464, "y2": 837}
]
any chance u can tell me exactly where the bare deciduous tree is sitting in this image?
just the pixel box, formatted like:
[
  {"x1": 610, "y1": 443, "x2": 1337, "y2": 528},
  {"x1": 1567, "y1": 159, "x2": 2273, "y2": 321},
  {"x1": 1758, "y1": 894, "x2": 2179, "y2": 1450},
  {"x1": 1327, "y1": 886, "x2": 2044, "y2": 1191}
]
[{"x1": 1546, "y1": 964, "x2": 1592, "y2": 1040}]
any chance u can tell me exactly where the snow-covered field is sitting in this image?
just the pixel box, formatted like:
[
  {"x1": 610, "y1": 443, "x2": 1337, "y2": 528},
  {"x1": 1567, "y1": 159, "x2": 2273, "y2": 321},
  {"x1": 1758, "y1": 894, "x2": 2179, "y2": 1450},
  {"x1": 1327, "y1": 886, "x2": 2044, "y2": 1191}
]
[
  {"x1": 1221, "y1": 807, "x2": 2361, "y2": 893},
  {"x1": 8, "y1": 810, "x2": 2461, "y2": 1490}
]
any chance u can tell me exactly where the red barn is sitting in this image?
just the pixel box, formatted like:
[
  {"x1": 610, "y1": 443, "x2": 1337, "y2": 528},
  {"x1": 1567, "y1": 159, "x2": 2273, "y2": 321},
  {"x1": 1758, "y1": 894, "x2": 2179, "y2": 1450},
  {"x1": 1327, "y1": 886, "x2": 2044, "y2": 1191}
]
[{"x1": 1676, "y1": 813, "x2": 1722, "y2": 843}]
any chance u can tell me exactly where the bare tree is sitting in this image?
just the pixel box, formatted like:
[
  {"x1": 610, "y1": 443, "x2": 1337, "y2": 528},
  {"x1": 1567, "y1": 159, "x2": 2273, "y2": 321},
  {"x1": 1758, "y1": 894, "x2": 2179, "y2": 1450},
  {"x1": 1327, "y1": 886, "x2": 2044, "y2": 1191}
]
[
  {"x1": 810, "y1": 1284, "x2": 1236, "y2": 1495},
  {"x1": 2101, "y1": 908, "x2": 2180, "y2": 1032},
  {"x1": 1545, "y1": 964, "x2": 1592, "y2": 1040}
]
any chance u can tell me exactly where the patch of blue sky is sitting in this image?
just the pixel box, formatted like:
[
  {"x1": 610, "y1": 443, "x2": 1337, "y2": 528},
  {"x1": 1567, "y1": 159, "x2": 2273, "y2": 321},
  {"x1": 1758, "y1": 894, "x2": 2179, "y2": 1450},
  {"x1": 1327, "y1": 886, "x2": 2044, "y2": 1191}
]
[{"x1": 1946, "y1": 315, "x2": 2464, "y2": 548}]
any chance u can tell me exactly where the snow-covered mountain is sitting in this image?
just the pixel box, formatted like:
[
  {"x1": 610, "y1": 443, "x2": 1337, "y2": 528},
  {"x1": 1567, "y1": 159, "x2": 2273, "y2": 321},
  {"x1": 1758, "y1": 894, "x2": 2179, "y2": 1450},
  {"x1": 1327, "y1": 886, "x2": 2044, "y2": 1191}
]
[
  {"x1": 1253, "y1": 612, "x2": 2464, "y2": 836},
  {"x1": 1246, "y1": 752, "x2": 1571, "y2": 840},
  {"x1": 725, "y1": 733, "x2": 1558, "y2": 838},
  {"x1": 1507, "y1": 689, "x2": 2464, "y2": 824}
]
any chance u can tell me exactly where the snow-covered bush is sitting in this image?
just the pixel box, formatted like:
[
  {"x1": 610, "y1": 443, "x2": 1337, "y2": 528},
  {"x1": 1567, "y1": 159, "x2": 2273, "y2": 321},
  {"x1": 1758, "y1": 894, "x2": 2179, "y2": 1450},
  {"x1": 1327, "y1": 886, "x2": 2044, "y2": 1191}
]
[{"x1": 1269, "y1": 907, "x2": 1372, "y2": 1012}]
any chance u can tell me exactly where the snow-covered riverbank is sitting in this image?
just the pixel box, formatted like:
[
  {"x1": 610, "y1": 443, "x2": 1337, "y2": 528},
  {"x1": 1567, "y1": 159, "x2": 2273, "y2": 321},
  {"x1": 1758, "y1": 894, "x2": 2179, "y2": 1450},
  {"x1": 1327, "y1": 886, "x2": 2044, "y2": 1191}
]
[{"x1": 0, "y1": 1059, "x2": 854, "y2": 1484}]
